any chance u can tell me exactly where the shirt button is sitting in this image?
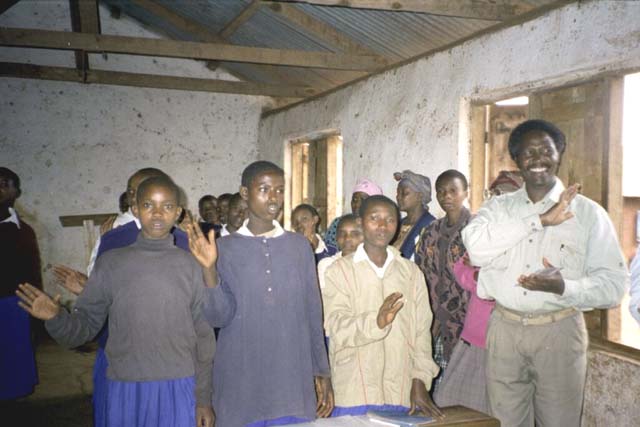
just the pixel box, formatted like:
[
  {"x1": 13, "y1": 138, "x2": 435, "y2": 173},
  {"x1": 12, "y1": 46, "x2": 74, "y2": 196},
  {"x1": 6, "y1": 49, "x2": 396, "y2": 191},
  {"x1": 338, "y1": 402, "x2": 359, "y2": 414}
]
[
  {"x1": 523, "y1": 291, "x2": 527, "y2": 295},
  {"x1": 266, "y1": 270, "x2": 271, "y2": 274},
  {"x1": 529, "y1": 239, "x2": 533, "y2": 243},
  {"x1": 267, "y1": 287, "x2": 272, "y2": 292},
  {"x1": 263, "y1": 239, "x2": 267, "y2": 243},
  {"x1": 265, "y1": 253, "x2": 269, "y2": 257},
  {"x1": 526, "y1": 264, "x2": 530, "y2": 268}
]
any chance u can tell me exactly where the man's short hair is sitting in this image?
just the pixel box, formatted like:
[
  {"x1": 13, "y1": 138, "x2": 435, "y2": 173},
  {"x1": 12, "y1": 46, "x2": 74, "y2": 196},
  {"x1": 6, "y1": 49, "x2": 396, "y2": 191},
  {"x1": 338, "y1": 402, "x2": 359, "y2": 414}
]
[
  {"x1": 128, "y1": 167, "x2": 168, "y2": 187},
  {"x1": 358, "y1": 195, "x2": 400, "y2": 220},
  {"x1": 241, "y1": 161, "x2": 284, "y2": 188},
  {"x1": 508, "y1": 119, "x2": 566, "y2": 161}
]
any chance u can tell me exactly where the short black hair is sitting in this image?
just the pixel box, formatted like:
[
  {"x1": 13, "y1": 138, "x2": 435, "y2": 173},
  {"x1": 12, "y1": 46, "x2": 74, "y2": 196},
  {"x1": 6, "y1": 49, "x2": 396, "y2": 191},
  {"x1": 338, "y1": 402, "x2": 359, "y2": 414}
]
[
  {"x1": 241, "y1": 161, "x2": 284, "y2": 188},
  {"x1": 508, "y1": 119, "x2": 566, "y2": 161},
  {"x1": 337, "y1": 214, "x2": 359, "y2": 231},
  {"x1": 435, "y1": 169, "x2": 468, "y2": 191},
  {"x1": 136, "y1": 175, "x2": 180, "y2": 204},
  {"x1": 358, "y1": 195, "x2": 400, "y2": 220},
  {"x1": 128, "y1": 167, "x2": 168, "y2": 187},
  {"x1": 229, "y1": 192, "x2": 244, "y2": 209},
  {"x1": 0, "y1": 167, "x2": 21, "y2": 198},
  {"x1": 218, "y1": 193, "x2": 233, "y2": 203},
  {"x1": 199, "y1": 194, "x2": 216, "y2": 209}
]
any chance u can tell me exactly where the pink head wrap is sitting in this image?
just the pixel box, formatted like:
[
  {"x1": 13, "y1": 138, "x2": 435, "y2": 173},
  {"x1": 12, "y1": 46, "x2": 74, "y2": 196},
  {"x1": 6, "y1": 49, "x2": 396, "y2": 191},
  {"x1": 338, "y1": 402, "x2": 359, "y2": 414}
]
[{"x1": 352, "y1": 178, "x2": 383, "y2": 196}]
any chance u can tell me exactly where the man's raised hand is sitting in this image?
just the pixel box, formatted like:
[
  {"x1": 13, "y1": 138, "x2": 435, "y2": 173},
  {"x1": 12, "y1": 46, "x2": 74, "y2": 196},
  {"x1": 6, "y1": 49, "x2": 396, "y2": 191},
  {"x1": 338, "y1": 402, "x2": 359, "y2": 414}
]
[
  {"x1": 377, "y1": 292, "x2": 404, "y2": 329},
  {"x1": 540, "y1": 183, "x2": 580, "y2": 227}
]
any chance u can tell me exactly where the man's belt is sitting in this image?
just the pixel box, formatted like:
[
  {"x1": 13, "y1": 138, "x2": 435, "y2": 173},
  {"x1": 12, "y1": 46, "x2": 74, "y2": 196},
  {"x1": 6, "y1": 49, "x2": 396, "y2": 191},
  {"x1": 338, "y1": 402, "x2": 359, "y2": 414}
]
[{"x1": 495, "y1": 304, "x2": 577, "y2": 326}]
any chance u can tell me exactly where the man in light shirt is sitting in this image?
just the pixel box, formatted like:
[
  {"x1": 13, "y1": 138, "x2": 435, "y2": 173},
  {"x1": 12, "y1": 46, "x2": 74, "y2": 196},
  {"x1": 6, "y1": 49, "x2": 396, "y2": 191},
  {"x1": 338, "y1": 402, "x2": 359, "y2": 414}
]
[{"x1": 462, "y1": 119, "x2": 628, "y2": 427}]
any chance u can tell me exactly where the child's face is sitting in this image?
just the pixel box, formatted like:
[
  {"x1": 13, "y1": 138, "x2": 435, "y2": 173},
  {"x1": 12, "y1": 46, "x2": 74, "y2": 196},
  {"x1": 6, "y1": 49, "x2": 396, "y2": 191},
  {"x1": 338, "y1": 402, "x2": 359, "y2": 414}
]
[
  {"x1": 126, "y1": 173, "x2": 149, "y2": 209},
  {"x1": 132, "y1": 184, "x2": 182, "y2": 240},
  {"x1": 241, "y1": 171, "x2": 285, "y2": 225},
  {"x1": 435, "y1": 177, "x2": 467, "y2": 216},
  {"x1": 227, "y1": 198, "x2": 248, "y2": 230},
  {"x1": 291, "y1": 208, "x2": 318, "y2": 237},
  {"x1": 336, "y1": 220, "x2": 363, "y2": 256},
  {"x1": 218, "y1": 199, "x2": 230, "y2": 224},
  {"x1": 396, "y1": 182, "x2": 422, "y2": 212},
  {"x1": 199, "y1": 199, "x2": 219, "y2": 224},
  {"x1": 359, "y1": 201, "x2": 398, "y2": 249}
]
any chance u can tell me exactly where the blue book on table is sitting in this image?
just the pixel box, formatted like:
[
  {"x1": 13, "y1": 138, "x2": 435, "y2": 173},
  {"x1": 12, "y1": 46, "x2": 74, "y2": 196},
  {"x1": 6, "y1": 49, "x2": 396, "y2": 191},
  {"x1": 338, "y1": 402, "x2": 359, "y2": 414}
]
[{"x1": 366, "y1": 410, "x2": 434, "y2": 427}]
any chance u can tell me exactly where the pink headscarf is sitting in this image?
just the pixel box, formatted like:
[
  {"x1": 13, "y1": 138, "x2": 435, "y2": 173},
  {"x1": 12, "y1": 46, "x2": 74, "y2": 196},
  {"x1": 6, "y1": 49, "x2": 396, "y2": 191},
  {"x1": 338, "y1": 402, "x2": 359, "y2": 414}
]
[{"x1": 352, "y1": 178, "x2": 383, "y2": 196}]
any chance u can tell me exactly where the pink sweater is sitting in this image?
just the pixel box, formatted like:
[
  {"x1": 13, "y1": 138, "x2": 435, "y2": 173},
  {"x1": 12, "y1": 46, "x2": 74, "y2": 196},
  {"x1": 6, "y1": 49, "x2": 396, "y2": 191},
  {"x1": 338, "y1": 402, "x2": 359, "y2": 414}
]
[{"x1": 452, "y1": 257, "x2": 495, "y2": 349}]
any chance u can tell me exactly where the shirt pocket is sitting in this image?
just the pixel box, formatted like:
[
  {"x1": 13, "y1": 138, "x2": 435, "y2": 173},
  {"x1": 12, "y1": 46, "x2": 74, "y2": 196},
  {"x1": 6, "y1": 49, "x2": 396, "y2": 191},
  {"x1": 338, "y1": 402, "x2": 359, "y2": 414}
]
[
  {"x1": 331, "y1": 347, "x2": 358, "y2": 395},
  {"x1": 546, "y1": 224, "x2": 585, "y2": 280}
]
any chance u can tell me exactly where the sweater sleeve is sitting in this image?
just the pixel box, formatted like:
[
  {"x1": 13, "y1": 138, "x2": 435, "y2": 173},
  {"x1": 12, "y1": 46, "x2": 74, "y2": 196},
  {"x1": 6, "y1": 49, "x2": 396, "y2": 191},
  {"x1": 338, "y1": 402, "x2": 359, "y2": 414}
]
[
  {"x1": 410, "y1": 266, "x2": 440, "y2": 390},
  {"x1": 202, "y1": 248, "x2": 237, "y2": 328},
  {"x1": 45, "y1": 257, "x2": 111, "y2": 348},
  {"x1": 191, "y1": 265, "x2": 216, "y2": 407},
  {"x1": 323, "y1": 262, "x2": 391, "y2": 349},
  {"x1": 302, "y1": 241, "x2": 330, "y2": 377}
]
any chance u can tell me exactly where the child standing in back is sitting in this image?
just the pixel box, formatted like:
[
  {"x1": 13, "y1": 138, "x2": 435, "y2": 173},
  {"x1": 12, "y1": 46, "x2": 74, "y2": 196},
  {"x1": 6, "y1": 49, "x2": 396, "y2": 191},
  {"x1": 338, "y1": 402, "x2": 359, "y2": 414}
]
[{"x1": 17, "y1": 176, "x2": 215, "y2": 427}]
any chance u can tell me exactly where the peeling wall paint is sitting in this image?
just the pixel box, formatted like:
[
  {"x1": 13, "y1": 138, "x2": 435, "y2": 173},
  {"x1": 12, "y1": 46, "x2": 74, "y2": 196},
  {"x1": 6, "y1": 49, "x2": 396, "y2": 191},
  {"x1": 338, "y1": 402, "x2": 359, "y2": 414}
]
[
  {"x1": 258, "y1": 0, "x2": 640, "y2": 218},
  {"x1": 0, "y1": 2, "x2": 265, "y2": 293}
]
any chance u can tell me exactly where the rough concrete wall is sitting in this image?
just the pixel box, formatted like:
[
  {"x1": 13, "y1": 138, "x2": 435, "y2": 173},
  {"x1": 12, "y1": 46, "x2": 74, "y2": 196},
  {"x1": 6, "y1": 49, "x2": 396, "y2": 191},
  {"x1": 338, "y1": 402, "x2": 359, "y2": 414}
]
[
  {"x1": 0, "y1": 1, "x2": 264, "y2": 293},
  {"x1": 258, "y1": 0, "x2": 640, "y2": 216},
  {"x1": 583, "y1": 350, "x2": 640, "y2": 427}
]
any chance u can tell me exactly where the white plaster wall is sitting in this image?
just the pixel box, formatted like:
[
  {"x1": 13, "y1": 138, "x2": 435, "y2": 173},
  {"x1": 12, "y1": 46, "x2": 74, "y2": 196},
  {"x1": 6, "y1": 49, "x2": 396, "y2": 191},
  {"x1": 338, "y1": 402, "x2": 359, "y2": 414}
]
[
  {"x1": 258, "y1": 0, "x2": 640, "y2": 218},
  {"x1": 0, "y1": 1, "x2": 265, "y2": 294}
]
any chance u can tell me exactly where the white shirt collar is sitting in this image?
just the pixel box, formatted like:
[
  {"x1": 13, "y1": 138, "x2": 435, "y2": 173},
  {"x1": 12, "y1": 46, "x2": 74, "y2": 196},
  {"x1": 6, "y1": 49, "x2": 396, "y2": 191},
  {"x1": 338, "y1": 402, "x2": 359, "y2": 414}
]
[
  {"x1": 236, "y1": 219, "x2": 285, "y2": 238},
  {"x1": 1, "y1": 207, "x2": 20, "y2": 229},
  {"x1": 220, "y1": 224, "x2": 230, "y2": 237},
  {"x1": 315, "y1": 233, "x2": 327, "y2": 254},
  {"x1": 519, "y1": 177, "x2": 565, "y2": 205},
  {"x1": 114, "y1": 208, "x2": 140, "y2": 229},
  {"x1": 353, "y1": 243, "x2": 394, "y2": 279}
]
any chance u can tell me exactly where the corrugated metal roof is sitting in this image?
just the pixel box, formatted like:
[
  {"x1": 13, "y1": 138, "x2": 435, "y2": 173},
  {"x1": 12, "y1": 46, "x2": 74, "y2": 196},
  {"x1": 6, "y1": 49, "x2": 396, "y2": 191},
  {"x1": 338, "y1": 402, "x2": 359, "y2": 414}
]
[{"x1": 103, "y1": 0, "x2": 557, "y2": 91}]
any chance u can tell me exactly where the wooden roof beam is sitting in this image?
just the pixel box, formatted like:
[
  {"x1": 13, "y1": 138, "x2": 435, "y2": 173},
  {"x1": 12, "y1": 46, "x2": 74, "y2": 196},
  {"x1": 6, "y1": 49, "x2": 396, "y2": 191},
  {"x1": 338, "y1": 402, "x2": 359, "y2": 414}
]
[
  {"x1": 219, "y1": 0, "x2": 262, "y2": 39},
  {"x1": 264, "y1": 1, "x2": 378, "y2": 56},
  {"x1": 0, "y1": 27, "x2": 387, "y2": 70},
  {"x1": 276, "y1": 1, "x2": 536, "y2": 21},
  {"x1": 0, "y1": 61, "x2": 314, "y2": 97},
  {"x1": 69, "y1": 0, "x2": 100, "y2": 73}
]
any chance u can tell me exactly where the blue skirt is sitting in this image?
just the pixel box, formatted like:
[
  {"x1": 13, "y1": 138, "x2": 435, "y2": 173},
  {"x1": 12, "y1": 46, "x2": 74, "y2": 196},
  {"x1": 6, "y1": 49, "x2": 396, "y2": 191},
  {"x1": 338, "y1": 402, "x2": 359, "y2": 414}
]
[
  {"x1": 106, "y1": 376, "x2": 195, "y2": 427},
  {"x1": 93, "y1": 347, "x2": 109, "y2": 427},
  {"x1": 0, "y1": 296, "x2": 38, "y2": 400}
]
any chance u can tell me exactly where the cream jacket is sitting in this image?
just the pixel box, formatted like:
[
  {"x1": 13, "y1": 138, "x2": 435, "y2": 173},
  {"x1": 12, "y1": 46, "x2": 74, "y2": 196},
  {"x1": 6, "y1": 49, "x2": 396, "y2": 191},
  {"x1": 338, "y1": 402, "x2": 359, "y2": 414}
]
[{"x1": 322, "y1": 245, "x2": 439, "y2": 407}]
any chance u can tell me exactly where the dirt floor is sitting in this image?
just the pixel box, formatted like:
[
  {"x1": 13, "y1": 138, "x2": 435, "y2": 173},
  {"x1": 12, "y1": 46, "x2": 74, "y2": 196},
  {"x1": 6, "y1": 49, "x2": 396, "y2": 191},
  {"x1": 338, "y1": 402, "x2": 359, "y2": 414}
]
[{"x1": 0, "y1": 339, "x2": 95, "y2": 426}]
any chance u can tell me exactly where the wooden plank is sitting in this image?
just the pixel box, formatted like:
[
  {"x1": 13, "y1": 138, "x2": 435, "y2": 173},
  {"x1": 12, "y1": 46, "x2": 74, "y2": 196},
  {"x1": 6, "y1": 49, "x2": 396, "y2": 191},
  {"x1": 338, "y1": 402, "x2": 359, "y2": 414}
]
[
  {"x1": 430, "y1": 405, "x2": 499, "y2": 426},
  {"x1": 219, "y1": 0, "x2": 261, "y2": 39},
  {"x1": 264, "y1": 1, "x2": 377, "y2": 55},
  {"x1": 69, "y1": 0, "x2": 100, "y2": 72},
  {"x1": 277, "y1": 0, "x2": 535, "y2": 21},
  {"x1": 60, "y1": 213, "x2": 117, "y2": 227},
  {"x1": 0, "y1": 0, "x2": 20, "y2": 15},
  {"x1": 0, "y1": 62, "x2": 317, "y2": 97},
  {"x1": 0, "y1": 27, "x2": 387, "y2": 71}
]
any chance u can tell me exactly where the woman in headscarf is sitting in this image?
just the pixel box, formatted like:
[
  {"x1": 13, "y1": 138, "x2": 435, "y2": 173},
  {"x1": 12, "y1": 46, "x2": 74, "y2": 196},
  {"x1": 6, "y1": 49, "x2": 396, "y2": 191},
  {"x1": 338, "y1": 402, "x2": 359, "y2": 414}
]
[
  {"x1": 324, "y1": 178, "x2": 383, "y2": 250},
  {"x1": 392, "y1": 170, "x2": 435, "y2": 261}
]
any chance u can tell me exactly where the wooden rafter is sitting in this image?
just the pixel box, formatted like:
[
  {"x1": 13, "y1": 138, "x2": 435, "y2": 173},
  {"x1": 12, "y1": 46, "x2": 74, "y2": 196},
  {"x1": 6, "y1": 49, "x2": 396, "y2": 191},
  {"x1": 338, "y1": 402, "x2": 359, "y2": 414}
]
[
  {"x1": 69, "y1": 0, "x2": 100, "y2": 72},
  {"x1": 277, "y1": 0, "x2": 536, "y2": 21},
  {"x1": 0, "y1": 27, "x2": 387, "y2": 70},
  {"x1": 264, "y1": 1, "x2": 377, "y2": 56},
  {"x1": 0, "y1": 0, "x2": 20, "y2": 16},
  {"x1": 0, "y1": 62, "x2": 315, "y2": 97},
  {"x1": 219, "y1": 0, "x2": 262, "y2": 39}
]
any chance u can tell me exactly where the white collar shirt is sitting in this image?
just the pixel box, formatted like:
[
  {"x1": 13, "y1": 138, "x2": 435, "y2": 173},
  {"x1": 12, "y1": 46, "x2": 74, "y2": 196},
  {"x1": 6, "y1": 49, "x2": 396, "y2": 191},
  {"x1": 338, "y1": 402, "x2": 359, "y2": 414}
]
[
  {"x1": 236, "y1": 219, "x2": 285, "y2": 238},
  {"x1": 1, "y1": 207, "x2": 20, "y2": 229},
  {"x1": 353, "y1": 243, "x2": 394, "y2": 279}
]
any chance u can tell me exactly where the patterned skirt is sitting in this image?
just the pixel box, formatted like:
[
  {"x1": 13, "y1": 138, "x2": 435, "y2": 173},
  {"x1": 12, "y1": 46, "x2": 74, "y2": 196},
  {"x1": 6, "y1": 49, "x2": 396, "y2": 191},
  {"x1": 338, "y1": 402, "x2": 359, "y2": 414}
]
[
  {"x1": 0, "y1": 295, "x2": 38, "y2": 400},
  {"x1": 106, "y1": 376, "x2": 195, "y2": 427},
  {"x1": 433, "y1": 340, "x2": 489, "y2": 413}
]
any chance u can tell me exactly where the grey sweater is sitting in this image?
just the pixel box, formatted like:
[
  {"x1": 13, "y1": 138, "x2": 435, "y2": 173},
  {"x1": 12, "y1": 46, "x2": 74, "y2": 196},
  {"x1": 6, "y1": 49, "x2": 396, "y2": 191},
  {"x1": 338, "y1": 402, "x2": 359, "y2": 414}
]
[{"x1": 46, "y1": 234, "x2": 215, "y2": 405}]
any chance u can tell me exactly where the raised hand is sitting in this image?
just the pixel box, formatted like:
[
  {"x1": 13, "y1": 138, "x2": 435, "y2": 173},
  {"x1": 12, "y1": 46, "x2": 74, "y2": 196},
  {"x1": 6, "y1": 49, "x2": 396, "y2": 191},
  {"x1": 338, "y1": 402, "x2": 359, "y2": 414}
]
[
  {"x1": 185, "y1": 215, "x2": 217, "y2": 269},
  {"x1": 16, "y1": 283, "x2": 61, "y2": 320},
  {"x1": 409, "y1": 379, "x2": 444, "y2": 419},
  {"x1": 517, "y1": 257, "x2": 565, "y2": 295},
  {"x1": 314, "y1": 376, "x2": 334, "y2": 418},
  {"x1": 540, "y1": 183, "x2": 580, "y2": 226},
  {"x1": 377, "y1": 292, "x2": 404, "y2": 329},
  {"x1": 53, "y1": 264, "x2": 88, "y2": 296}
]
